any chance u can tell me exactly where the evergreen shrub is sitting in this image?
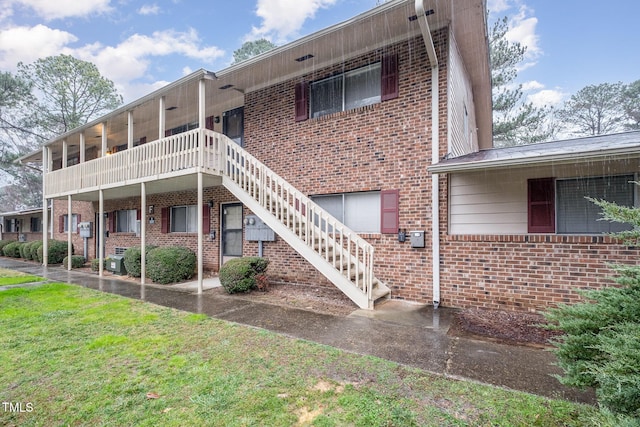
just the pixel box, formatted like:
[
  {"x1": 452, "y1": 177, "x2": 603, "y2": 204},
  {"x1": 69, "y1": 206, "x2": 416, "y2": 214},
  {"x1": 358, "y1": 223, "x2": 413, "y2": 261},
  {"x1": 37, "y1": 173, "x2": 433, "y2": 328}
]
[
  {"x1": 146, "y1": 246, "x2": 196, "y2": 284},
  {"x1": 219, "y1": 257, "x2": 269, "y2": 294}
]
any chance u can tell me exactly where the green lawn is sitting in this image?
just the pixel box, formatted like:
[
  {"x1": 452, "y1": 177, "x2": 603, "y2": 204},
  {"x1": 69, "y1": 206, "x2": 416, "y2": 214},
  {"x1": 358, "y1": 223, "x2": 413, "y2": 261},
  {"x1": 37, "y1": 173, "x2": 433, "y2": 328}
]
[
  {"x1": 0, "y1": 279, "x2": 607, "y2": 426},
  {"x1": 0, "y1": 268, "x2": 45, "y2": 286}
]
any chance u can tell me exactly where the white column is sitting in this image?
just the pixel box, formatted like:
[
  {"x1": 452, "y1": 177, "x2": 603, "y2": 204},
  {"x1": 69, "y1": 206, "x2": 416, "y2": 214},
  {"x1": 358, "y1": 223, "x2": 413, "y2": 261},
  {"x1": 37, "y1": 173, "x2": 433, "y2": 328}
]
[
  {"x1": 141, "y1": 182, "x2": 146, "y2": 285},
  {"x1": 128, "y1": 110, "x2": 134, "y2": 149},
  {"x1": 47, "y1": 147, "x2": 53, "y2": 179},
  {"x1": 101, "y1": 122, "x2": 108, "y2": 156},
  {"x1": 159, "y1": 96, "x2": 166, "y2": 140},
  {"x1": 99, "y1": 190, "x2": 104, "y2": 277},
  {"x1": 42, "y1": 146, "x2": 49, "y2": 267},
  {"x1": 62, "y1": 140, "x2": 68, "y2": 168},
  {"x1": 67, "y1": 195, "x2": 72, "y2": 271},
  {"x1": 79, "y1": 133, "x2": 86, "y2": 163},
  {"x1": 197, "y1": 171, "x2": 203, "y2": 294}
]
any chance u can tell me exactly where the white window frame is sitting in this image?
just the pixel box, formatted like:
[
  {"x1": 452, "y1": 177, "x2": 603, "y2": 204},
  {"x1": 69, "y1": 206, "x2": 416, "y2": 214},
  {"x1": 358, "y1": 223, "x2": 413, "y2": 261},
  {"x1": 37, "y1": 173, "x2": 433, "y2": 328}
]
[
  {"x1": 63, "y1": 214, "x2": 78, "y2": 233},
  {"x1": 170, "y1": 205, "x2": 197, "y2": 233},
  {"x1": 116, "y1": 209, "x2": 137, "y2": 233},
  {"x1": 312, "y1": 191, "x2": 381, "y2": 233},
  {"x1": 310, "y1": 63, "x2": 381, "y2": 118}
]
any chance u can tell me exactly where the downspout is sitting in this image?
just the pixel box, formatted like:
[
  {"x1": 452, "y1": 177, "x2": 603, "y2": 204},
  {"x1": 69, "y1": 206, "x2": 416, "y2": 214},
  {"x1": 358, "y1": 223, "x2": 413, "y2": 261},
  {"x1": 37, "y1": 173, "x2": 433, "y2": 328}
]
[{"x1": 415, "y1": 0, "x2": 440, "y2": 308}]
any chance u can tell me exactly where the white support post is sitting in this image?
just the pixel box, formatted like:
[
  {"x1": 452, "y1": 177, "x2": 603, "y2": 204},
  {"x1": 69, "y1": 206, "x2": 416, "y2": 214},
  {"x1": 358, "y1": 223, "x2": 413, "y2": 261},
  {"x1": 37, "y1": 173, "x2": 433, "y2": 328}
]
[
  {"x1": 159, "y1": 96, "x2": 166, "y2": 140},
  {"x1": 99, "y1": 190, "x2": 104, "y2": 277},
  {"x1": 128, "y1": 110, "x2": 134, "y2": 150},
  {"x1": 79, "y1": 133, "x2": 85, "y2": 163},
  {"x1": 101, "y1": 122, "x2": 107, "y2": 157},
  {"x1": 62, "y1": 140, "x2": 68, "y2": 169},
  {"x1": 197, "y1": 171, "x2": 204, "y2": 294},
  {"x1": 141, "y1": 182, "x2": 146, "y2": 285},
  {"x1": 67, "y1": 195, "x2": 72, "y2": 271},
  {"x1": 42, "y1": 146, "x2": 49, "y2": 267}
]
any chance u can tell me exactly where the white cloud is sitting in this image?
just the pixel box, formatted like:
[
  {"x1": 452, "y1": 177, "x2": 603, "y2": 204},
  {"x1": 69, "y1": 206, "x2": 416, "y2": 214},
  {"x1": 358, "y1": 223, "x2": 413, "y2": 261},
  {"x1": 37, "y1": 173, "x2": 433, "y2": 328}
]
[
  {"x1": 527, "y1": 89, "x2": 565, "y2": 108},
  {"x1": 0, "y1": 24, "x2": 77, "y2": 70},
  {"x1": 487, "y1": 0, "x2": 512, "y2": 14},
  {"x1": 521, "y1": 80, "x2": 543, "y2": 91},
  {"x1": 506, "y1": 8, "x2": 540, "y2": 59},
  {"x1": 138, "y1": 4, "x2": 160, "y2": 16},
  {"x1": 5, "y1": 0, "x2": 112, "y2": 20},
  {"x1": 182, "y1": 66, "x2": 193, "y2": 75},
  {"x1": 249, "y1": 0, "x2": 338, "y2": 42}
]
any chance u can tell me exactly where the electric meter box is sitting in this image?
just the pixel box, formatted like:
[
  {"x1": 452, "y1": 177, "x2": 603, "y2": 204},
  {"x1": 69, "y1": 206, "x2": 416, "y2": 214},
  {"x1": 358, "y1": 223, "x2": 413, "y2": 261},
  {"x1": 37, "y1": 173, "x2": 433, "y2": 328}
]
[
  {"x1": 106, "y1": 255, "x2": 127, "y2": 275},
  {"x1": 410, "y1": 230, "x2": 425, "y2": 248},
  {"x1": 244, "y1": 215, "x2": 275, "y2": 242},
  {"x1": 79, "y1": 222, "x2": 93, "y2": 238}
]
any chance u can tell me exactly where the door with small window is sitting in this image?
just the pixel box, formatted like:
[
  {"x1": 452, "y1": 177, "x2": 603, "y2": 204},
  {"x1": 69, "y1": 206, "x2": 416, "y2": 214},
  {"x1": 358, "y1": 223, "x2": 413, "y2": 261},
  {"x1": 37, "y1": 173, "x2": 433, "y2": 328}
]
[
  {"x1": 221, "y1": 203, "x2": 243, "y2": 264},
  {"x1": 223, "y1": 107, "x2": 244, "y2": 146}
]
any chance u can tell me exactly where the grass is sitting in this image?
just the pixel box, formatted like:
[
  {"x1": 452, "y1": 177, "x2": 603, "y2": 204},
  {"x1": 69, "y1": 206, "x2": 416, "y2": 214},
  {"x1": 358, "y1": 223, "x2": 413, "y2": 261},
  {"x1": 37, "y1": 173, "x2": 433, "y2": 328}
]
[
  {"x1": 0, "y1": 268, "x2": 45, "y2": 286},
  {"x1": 0, "y1": 278, "x2": 609, "y2": 426}
]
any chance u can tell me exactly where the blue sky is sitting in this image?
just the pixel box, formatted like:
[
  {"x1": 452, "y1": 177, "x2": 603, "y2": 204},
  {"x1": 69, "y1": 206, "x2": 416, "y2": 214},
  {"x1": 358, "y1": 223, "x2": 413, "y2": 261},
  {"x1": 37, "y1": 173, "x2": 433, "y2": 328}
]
[{"x1": 0, "y1": 0, "x2": 638, "y2": 107}]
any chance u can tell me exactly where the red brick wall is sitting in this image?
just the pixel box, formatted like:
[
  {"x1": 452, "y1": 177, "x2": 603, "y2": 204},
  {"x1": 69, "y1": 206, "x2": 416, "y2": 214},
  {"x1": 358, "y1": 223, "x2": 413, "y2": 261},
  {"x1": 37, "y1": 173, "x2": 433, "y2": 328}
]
[
  {"x1": 242, "y1": 32, "x2": 449, "y2": 302},
  {"x1": 52, "y1": 200, "x2": 96, "y2": 258},
  {"x1": 440, "y1": 234, "x2": 639, "y2": 312}
]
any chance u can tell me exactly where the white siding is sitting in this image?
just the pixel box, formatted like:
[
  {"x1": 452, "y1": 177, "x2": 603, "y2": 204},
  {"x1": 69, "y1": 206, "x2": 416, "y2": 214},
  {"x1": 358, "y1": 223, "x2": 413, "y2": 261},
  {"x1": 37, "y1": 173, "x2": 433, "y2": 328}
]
[
  {"x1": 448, "y1": 159, "x2": 640, "y2": 235},
  {"x1": 447, "y1": 34, "x2": 478, "y2": 158}
]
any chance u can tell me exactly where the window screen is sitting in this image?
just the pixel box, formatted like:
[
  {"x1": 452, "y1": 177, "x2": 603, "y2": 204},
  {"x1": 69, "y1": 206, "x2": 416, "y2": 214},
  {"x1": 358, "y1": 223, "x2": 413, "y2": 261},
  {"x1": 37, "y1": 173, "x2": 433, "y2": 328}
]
[
  {"x1": 171, "y1": 205, "x2": 197, "y2": 233},
  {"x1": 312, "y1": 192, "x2": 381, "y2": 233},
  {"x1": 116, "y1": 210, "x2": 137, "y2": 233},
  {"x1": 556, "y1": 175, "x2": 634, "y2": 234}
]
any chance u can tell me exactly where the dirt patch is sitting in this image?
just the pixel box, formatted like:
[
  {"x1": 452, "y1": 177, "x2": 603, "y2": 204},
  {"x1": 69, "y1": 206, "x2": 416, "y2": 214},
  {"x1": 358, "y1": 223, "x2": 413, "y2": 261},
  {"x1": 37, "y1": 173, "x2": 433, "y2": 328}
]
[
  {"x1": 448, "y1": 308, "x2": 563, "y2": 348},
  {"x1": 208, "y1": 282, "x2": 359, "y2": 316}
]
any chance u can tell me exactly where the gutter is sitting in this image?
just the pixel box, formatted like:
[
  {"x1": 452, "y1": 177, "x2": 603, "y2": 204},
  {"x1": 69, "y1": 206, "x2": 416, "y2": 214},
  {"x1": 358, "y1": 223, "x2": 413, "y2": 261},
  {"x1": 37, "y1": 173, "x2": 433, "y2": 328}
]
[{"x1": 415, "y1": 0, "x2": 441, "y2": 308}]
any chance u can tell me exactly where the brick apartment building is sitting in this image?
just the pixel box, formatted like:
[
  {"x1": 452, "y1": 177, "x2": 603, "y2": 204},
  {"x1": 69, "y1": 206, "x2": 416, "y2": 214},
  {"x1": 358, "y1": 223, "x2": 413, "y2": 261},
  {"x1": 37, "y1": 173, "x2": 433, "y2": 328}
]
[{"x1": 17, "y1": 0, "x2": 640, "y2": 312}]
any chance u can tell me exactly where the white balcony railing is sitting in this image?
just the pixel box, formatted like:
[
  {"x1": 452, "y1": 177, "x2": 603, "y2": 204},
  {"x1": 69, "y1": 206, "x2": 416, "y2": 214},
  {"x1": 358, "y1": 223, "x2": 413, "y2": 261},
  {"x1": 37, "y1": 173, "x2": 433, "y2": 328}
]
[{"x1": 44, "y1": 129, "x2": 224, "y2": 196}]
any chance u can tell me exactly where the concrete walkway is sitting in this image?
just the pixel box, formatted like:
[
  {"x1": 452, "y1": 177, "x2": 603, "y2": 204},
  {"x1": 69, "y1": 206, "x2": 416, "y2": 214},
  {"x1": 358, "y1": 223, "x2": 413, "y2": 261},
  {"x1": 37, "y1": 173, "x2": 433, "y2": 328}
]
[{"x1": 0, "y1": 258, "x2": 594, "y2": 404}]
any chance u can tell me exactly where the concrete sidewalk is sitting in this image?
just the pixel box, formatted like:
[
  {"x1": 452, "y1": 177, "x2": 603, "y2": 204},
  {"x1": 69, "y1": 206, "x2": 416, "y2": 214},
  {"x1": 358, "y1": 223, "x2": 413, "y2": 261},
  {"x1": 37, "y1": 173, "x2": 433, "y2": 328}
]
[{"x1": 0, "y1": 258, "x2": 594, "y2": 404}]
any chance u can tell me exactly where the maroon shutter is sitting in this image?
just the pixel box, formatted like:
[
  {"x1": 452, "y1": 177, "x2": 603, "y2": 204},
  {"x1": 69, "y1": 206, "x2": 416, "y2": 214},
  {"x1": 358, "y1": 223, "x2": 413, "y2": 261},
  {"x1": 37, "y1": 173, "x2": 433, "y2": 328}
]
[
  {"x1": 381, "y1": 53, "x2": 399, "y2": 101},
  {"x1": 59, "y1": 216, "x2": 64, "y2": 233},
  {"x1": 109, "y1": 212, "x2": 116, "y2": 233},
  {"x1": 528, "y1": 178, "x2": 555, "y2": 233},
  {"x1": 205, "y1": 116, "x2": 215, "y2": 130},
  {"x1": 294, "y1": 81, "x2": 309, "y2": 122},
  {"x1": 139, "y1": 136, "x2": 146, "y2": 145},
  {"x1": 137, "y1": 209, "x2": 141, "y2": 221},
  {"x1": 202, "y1": 204, "x2": 211, "y2": 234},
  {"x1": 380, "y1": 189, "x2": 399, "y2": 234},
  {"x1": 165, "y1": 129, "x2": 172, "y2": 137},
  {"x1": 161, "y1": 207, "x2": 170, "y2": 234}
]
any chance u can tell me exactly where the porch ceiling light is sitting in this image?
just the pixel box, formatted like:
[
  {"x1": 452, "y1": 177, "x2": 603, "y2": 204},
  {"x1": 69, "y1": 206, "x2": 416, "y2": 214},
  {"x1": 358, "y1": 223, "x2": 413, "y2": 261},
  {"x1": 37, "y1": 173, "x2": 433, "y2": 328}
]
[
  {"x1": 295, "y1": 54, "x2": 314, "y2": 62},
  {"x1": 165, "y1": 106, "x2": 178, "y2": 111},
  {"x1": 219, "y1": 84, "x2": 234, "y2": 90}
]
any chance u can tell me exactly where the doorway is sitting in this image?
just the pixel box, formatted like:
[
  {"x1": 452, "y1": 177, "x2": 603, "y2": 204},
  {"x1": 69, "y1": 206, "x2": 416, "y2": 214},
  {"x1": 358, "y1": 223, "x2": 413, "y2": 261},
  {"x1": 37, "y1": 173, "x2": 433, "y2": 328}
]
[
  {"x1": 223, "y1": 107, "x2": 244, "y2": 146},
  {"x1": 221, "y1": 203, "x2": 243, "y2": 265}
]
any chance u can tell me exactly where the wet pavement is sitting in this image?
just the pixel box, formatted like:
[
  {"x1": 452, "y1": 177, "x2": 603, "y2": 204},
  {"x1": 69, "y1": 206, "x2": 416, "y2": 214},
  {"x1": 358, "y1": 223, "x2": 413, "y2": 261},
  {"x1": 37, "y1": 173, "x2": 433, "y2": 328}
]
[{"x1": 0, "y1": 258, "x2": 595, "y2": 404}]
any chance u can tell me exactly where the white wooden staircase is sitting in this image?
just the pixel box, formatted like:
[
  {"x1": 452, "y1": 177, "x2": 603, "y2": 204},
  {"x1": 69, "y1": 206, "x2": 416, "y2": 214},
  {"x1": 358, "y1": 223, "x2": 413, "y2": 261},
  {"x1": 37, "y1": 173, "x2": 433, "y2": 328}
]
[{"x1": 220, "y1": 139, "x2": 391, "y2": 309}]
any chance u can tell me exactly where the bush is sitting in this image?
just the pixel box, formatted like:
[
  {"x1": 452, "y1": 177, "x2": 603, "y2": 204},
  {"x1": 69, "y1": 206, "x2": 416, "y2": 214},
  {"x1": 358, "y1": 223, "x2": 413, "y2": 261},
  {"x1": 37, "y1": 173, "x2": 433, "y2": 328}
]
[
  {"x1": 219, "y1": 257, "x2": 269, "y2": 294},
  {"x1": 63, "y1": 255, "x2": 86, "y2": 269},
  {"x1": 123, "y1": 246, "x2": 157, "y2": 278},
  {"x1": 545, "y1": 191, "x2": 640, "y2": 419},
  {"x1": 3, "y1": 241, "x2": 24, "y2": 258},
  {"x1": 146, "y1": 246, "x2": 196, "y2": 284},
  {"x1": 0, "y1": 240, "x2": 13, "y2": 254},
  {"x1": 90, "y1": 258, "x2": 106, "y2": 272},
  {"x1": 36, "y1": 240, "x2": 73, "y2": 264},
  {"x1": 27, "y1": 240, "x2": 44, "y2": 261}
]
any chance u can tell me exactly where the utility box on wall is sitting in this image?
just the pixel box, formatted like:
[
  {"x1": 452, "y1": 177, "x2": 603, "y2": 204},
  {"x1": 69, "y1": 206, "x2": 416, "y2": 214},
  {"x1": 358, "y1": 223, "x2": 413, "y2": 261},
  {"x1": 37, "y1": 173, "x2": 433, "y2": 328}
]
[
  {"x1": 410, "y1": 230, "x2": 425, "y2": 248},
  {"x1": 79, "y1": 222, "x2": 93, "y2": 238},
  {"x1": 244, "y1": 215, "x2": 276, "y2": 242}
]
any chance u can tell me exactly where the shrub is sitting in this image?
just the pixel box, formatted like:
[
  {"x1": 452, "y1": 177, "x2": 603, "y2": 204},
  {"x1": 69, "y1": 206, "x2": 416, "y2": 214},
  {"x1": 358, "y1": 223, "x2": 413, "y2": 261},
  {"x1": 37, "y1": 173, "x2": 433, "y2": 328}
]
[
  {"x1": 123, "y1": 246, "x2": 157, "y2": 278},
  {"x1": 0, "y1": 240, "x2": 13, "y2": 254},
  {"x1": 18, "y1": 241, "x2": 31, "y2": 259},
  {"x1": 3, "y1": 241, "x2": 24, "y2": 258},
  {"x1": 36, "y1": 240, "x2": 73, "y2": 264},
  {"x1": 27, "y1": 240, "x2": 44, "y2": 261},
  {"x1": 545, "y1": 190, "x2": 640, "y2": 419},
  {"x1": 219, "y1": 257, "x2": 269, "y2": 294},
  {"x1": 63, "y1": 255, "x2": 86, "y2": 269},
  {"x1": 146, "y1": 246, "x2": 196, "y2": 284}
]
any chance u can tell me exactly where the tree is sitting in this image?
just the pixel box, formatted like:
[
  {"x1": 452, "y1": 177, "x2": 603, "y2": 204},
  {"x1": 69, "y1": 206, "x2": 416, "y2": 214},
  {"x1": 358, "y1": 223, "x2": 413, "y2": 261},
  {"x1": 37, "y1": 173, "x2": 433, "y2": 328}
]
[
  {"x1": 621, "y1": 79, "x2": 640, "y2": 130},
  {"x1": 17, "y1": 54, "x2": 123, "y2": 135},
  {"x1": 490, "y1": 17, "x2": 553, "y2": 147},
  {"x1": 545, "y1": 186, "x2": 640, "y2": 421},
  {"x1": 232, "y1": 39, "x2": 277, "y2": 64},
  {"x1": 557, "y1": 82, "x2": 625, "y2": 136}
]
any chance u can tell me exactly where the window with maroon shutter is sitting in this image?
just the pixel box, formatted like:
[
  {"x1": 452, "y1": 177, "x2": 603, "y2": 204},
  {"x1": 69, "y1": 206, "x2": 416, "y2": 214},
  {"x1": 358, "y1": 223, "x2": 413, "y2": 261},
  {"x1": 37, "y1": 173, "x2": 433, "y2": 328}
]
[
  {"x1": 528, "y1": 178, "x2": 555, "y2": 233},
  {"x1": 380, "y1": 189, "x2": 399, "y2": 234},
  {"x1": 294, "y1": 82, "x2": 309, "y2": 122},
  {"x1": 161, "y1": 207, "x2": 169, "y2": 234},
  {"x1": 58, "y1": 216, "x2": 64, "y2": 233},
  {"x1": 381, "y1": 53, "x2": 399, "y2": 101},
  {"x1": 202, "y1": 204, "x2": 210, "y2": 234},
  {"x1": 109, "y1": 212, "x2": 116, "y2": 233},
  {"x1": 206, "y1": 115, "x2": 215, "y2": 130}
]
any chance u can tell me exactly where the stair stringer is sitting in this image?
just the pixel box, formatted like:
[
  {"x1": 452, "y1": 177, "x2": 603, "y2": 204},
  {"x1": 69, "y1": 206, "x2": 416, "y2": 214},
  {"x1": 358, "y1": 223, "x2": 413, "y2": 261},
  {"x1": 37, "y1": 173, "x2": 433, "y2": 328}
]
[{"x1": 222, "y1": 176, "x2": 374, "y2": 309}]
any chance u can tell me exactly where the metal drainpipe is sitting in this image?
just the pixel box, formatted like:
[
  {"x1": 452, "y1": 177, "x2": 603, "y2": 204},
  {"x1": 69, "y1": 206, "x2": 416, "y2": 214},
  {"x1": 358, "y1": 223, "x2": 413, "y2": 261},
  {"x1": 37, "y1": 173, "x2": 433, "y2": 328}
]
[{"x1": 415, "y1": 0, "x2": 440, "y2": 308}]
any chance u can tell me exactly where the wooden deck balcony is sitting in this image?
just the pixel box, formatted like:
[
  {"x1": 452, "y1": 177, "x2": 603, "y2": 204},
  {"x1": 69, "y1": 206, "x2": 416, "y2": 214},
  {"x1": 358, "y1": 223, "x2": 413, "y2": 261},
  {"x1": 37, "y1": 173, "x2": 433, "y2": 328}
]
[{"x1": 44, "y1": 128, "x2": 226, "y2": 199}]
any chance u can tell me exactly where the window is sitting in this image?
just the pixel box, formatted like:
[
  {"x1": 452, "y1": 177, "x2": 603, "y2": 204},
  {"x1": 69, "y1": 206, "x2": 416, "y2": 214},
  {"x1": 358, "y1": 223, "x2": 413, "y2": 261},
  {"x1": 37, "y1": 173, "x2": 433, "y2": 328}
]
[
  {"x1": 170, "y1": 205, "x2": 198, "y2": 233},
  {"x1": 5, "y1": 219, "x2": 18, "y2": 233},
  {"x1": 30, "y1": 217, "x2": 42, "y2": 233},
  {"x1": 61, "y1": 214, "x2": 79, "y2": 233},
  {"x1": 310, "y1": 63, "x2": 381, "y2": 118},
  {"x1": 556, "y1": 175, "x2": 634, "y2": 234},
  {"x1": 312, "y1": 191, "x2": 382, "y2": 233},
  {"x1": 528, "y1": 175, "x2": 634, "y2": 234},
  {"x1": 116, "y1": 209, "x2": 137, "y2": 233}
]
